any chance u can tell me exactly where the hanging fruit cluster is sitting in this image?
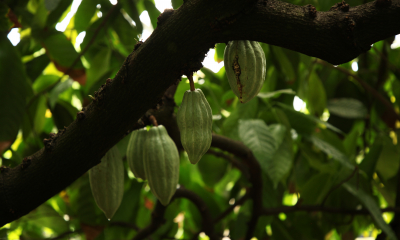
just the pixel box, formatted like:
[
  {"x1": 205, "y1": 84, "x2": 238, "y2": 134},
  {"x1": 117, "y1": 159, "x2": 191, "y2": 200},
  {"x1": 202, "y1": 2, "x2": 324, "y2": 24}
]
[{"x1": 89, "y1": 40, "x2": 267, "y2": 214}]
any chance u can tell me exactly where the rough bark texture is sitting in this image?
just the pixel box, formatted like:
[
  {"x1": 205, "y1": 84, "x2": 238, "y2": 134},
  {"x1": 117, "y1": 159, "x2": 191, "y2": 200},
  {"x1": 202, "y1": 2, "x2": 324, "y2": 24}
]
[{"x1": 1, "y1": 0, "x2": 400, "y2": 226}]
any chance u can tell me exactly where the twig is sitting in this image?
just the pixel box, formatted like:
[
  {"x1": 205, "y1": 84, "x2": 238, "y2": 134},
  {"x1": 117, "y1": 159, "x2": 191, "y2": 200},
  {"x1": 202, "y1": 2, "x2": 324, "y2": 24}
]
[
  {"x1": 149, "y1": 115, "x2": 158, "y2": 126},
  {"x1": 210, "y1": 134, "x2": 263, "y2": 240},
  {"x1": 320, "y1": 166, "x2": 359, "y2": 206},
  {"x1": 206, "y1": 148, "x2": 249, "y2": 179},
  {"x1": 132, "y1": 188, "x2": 218, "y2": 240},
  {"x1": 26, "y1": 3, "x2": 120, "y2": 109},
  {"x1": 188, "y1": 74, "x2": 195, "y2": 92},
  {"x1": 261, "y1": 205, "x2": 400, "y2": 215}
]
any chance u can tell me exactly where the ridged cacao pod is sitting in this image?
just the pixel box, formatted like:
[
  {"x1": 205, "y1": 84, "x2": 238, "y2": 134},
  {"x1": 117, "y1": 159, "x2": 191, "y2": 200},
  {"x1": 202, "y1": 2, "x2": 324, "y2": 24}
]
[
  {"x1": 126, "y1": 128, "x2": 147, "y2": 180},
  {"x1": 144, "y1": 125, "x2": 180, "y2": 206},
  {"x1": 89, "y1": 146, "x2": 124, "y2": 219},
  {"x1": 177, "y1": 88, "x2": 212, "y2": 164},
  {"x1": 224, "y1": 40, "x2": 266, "y2": 103}
]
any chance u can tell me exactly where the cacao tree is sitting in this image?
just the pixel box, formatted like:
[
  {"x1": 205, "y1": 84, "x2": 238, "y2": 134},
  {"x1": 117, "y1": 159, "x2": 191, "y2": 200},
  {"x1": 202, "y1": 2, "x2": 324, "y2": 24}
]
[{"x1": 0, "y1": 0, "x2": 400, "y2": 239}]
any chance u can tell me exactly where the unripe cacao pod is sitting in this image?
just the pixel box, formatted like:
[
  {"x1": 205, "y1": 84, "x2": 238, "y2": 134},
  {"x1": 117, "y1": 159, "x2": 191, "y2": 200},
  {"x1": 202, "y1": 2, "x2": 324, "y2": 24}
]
[
  {"x1": 89, "y1": 146, "x2": 124, "y2": 219},
  {"x1": 177, "y1": 88, "x2": 212, "y2": 164},
  {"x1": 126, "y1": 128, "x2": 147, "y2": 180},
  {"x1": 224, "y1": 40, "x2": 266, "y2": 103},
  {"x1": 144, "y1": 125, "x2": 180, "y2": 206}
]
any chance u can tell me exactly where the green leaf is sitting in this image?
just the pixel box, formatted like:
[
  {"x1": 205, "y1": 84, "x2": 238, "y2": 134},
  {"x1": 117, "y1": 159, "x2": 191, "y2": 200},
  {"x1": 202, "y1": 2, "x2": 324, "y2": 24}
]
[
  {"x1": 120, "y1": 0, "x2": 143, "y2": 33},
  {"x1": 328, "y1": 98, "x2": 367, "y2": 119},
  {"x1": 238, "y1": 119, "x2": 282, "y2": 184},
  {"x1": 42, "y1": 32, "x2": 84, "y2": 69},
  {"x1": 112, "y1": 13, "x2": 139, "y2": 52},
  {"x1": 46, "y1": 0, "x2": 73, "y2": 27},
  {"x1": 307, "y1": 71, "x2": 327, "y2": 116},
  {"x1": 143, "y1": 0, "x2": 160, "y2": 29},
  {"x1": 33, "y1": 95, "x2": 47, "y2": 134},
  {"x1": 271, "y1": 45, "x2": 296, "y2": 81},
  {"x1": 0, "y1": 4, "x2": 12, "y2": 32},
  {"x1": 299, "y1": 173, "x2": 333, "y2": 204},
  {"x1": 270, "y1": 133, "x2": 293, "y2": 188},
  {"x1": 214, "y1": 43, "x2": 225, "y2": 62},
  {"x1": 86, "y1": 47, "x2": 111, "y2": 89},
  {"x1": 32, "y1": 75, "x2": 59, "y2": 93},
  {"x1": 25, "y1": 54, "x2": 51, "y2": 82},
  {"x1": 171, "y1": 0, "x2": 184, "y2": 9},
  {"x1": 51, "y1": 100, "x2": 76, "y2": 129},
  {"x1": 376, "y1": 135, "x2": 400, "y2": 180},
  {"x1": 0, "y1": 34, "x2": 29, "y2": 143},
  {"x1": 359, "y1": 139, "x2": 383, "y2": 180},
  {"x1": 343, "y1": 182, "x2": 398, "y2": 240},
  {"x1": 308, "y1": 129, "x2": 354, "y2": 170},
  {"x1": 49, "y1": 79, "x2": 73, "y2": 109},
  {"x1": 74, "y1": 0, "x2": 97, "y2": 33}
]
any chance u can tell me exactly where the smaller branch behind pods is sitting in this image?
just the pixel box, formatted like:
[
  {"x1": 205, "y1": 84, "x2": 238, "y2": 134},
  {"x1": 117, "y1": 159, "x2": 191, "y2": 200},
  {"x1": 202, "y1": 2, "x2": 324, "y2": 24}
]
[
  {"x1": 149, "y1": 115, "x2": 158, "y2": 126},
  {"x1": 188, "y1": 74, "x2": 195, "y2": 92}
]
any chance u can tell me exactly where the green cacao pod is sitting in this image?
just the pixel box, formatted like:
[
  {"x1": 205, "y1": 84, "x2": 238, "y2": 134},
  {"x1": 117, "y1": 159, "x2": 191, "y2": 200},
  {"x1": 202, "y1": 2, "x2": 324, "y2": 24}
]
[
  {"x1": 144, "y1": 125, "x2": 180, "y2": 206},
  {"x1": 177, "y1": 88, "x2": 212, "y2": 164},
  {"x1": 89, "y1": 146, "x2": 124, "y2": 219},
  {"x1": 224, "y1": 40, "x2": 266, "y2": 103},
  {"x1": 126, "y1": 128, "x2": 147, "y2": 180}
]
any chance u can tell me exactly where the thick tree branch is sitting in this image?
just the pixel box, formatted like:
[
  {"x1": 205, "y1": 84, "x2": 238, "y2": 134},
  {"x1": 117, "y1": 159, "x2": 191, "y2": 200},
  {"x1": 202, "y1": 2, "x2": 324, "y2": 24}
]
[{"x1": 1, "y1": 0, "x2": 400, "y2": 226}]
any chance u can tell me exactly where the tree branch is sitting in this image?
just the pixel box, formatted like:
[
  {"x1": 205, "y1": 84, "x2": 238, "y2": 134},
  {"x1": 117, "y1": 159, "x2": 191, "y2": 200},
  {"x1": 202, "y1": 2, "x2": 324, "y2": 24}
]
[
  {"x1": 261, "y1": 205, "x2": 400, "y2": 215},
  {"x1": 1, "y1": 0, "x2": 399, "y2": 226}
]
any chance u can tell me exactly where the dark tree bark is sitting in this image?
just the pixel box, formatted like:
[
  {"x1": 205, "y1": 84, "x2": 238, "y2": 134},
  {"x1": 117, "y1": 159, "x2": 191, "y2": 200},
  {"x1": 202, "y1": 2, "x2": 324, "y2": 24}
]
[{"x1": 1, "y1": 0, "x2": 400, "y2": 226}]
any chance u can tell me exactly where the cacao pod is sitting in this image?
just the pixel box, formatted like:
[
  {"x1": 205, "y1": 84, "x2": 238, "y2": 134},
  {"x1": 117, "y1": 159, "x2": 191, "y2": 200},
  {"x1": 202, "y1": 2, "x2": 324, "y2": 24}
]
[
  {"x1": 144, "y1": 125, "x2": 180, "y2": 206},
  {"x1": 224, "y1": 40, "x2": 266, "y2": 103},
  {"x1": 126, "y1": 128, "x2": 147, "y2": 180},
  {"x1": 89, "y1": 146, "x2": 124, "y2": 219},
  {"x1": 177, "y1": 88, "x2": 212, "y2": 164}
]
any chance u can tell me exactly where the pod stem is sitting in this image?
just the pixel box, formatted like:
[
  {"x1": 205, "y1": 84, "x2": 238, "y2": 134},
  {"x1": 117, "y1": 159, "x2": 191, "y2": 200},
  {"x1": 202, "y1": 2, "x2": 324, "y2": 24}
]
[
  {"x1": 188, "y1": 74, "x2": 195, "y2": 92},
  {"x1": 149, "y1": 115, "x2": 158, "y2": 126}
]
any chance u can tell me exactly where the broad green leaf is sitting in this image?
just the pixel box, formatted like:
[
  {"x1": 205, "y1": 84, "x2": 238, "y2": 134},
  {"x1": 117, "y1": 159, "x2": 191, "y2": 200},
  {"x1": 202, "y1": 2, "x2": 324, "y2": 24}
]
[
  {"x1": 0, "y1": 34, "x2": 29, "y2": 145},
  {"x1": 308, "y1": 129, "x2": 354, "y2": 170},
  {"x1": 328, "y1": 98, "x2": 367, "y2": 119},
  {"x1": 51, "y1": 100, "x2": 76, "y2": 129},
  {"x1": 42, "y1": 32, "x2": 84, "y2": 69},
  {"x1": 237, "y1": 97, "x2": 259, "y2": 119},
  {"x1": 258, "y1": 89, "x2": 296, "y2": 99},
  {"x1": 359, "y1": 139, "x2": 383, "y2": 180},
  {"x1": 299, "y1": 173, "x2": 333, "y2": 204},
  {"x1": 86, "y1": 47, "x2": 111, "y2": 89},
  {"x1": 343, "y1": 182, "x2": 398, "y2": 240},
  {"x1": 74, "y1": 0, "x2": 97, "y2": 33},
  {"x1": 112, "y1": 13, "x2": 139, "y2": 52},
  {"x1": 33, "y1": 95, "x2": 47, "y2": 134},
  {"x1": 120, "y1": 0, "x2": 143, "y2": 33},
  {"x1": 376, "y1": 135, "x2": 400, "y2": 180},
  {"x1": 49, "y1": 79, "x2": 73, "y2": 108},
  {"x1": 25, "y1": 54, "x2": 51, "y2": 82},
  {"x1": 238, "y1": 119, "x2": 280, "y2": 183},
  {"x1": 277, "y1": 103, "x2": 316, "y2": 136},
  {"x1": 270, "y1": 133, "x2": 293, "y2": 188},
  {"x1": 143, "y1": 0, "x2": 160, "y2": 29},
  {"x1": 32, "y1": 74, "x2": 59, "y2": 93},
  {"x1": 300, "y1": 143, "x2": 337, "y2": 174},
  {"x1": 307, "y1": 71, "x2": 327, "y2": 116},
  {"x1": 46, "y1": 0, "x2": 73, "y2": 27},
  {"x1": 271, "y1": 45, "x2": 295, "y2": 81}
]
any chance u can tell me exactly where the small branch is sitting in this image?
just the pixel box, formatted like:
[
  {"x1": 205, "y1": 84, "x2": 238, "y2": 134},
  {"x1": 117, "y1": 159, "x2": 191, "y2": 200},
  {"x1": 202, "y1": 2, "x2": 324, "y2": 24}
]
[
  {"x1": 133, "y1": 188, "x2": 218, "y2": 240},
  {"x1": 261, "y1": 205, "x2": 400, "y2": 215},
  {"x1": 316, "y1": 59, "x2": 400, "y2": 122},
  {"x1": 213, "y1": 193, "x2": 250, "y2": 223},
  {"x1": 206, "y1": 149, "x2": 250, "y2": 179},
  {"x1": 320, "y1": 166, "x2": 359, "y2": 206},
  {"x1": 210, "y1": 134, "x2": 263, "y2": 240}
]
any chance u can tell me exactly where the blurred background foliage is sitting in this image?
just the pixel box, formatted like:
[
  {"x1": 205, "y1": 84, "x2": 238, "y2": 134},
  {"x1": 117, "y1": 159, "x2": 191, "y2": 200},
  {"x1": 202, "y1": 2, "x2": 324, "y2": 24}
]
[{"x1": 0, "y1": 0, "x2": 400, "y2": 239}]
